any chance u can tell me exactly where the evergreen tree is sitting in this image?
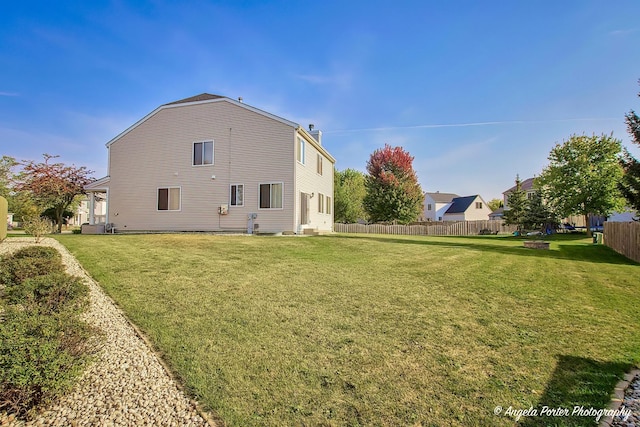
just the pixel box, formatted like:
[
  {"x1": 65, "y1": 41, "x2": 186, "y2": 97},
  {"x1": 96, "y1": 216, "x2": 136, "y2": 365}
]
[
  {"x1": 503, "y1": 175, "x2": 528, "y2": 233},
  {"x1": 523, "y1": 190, "x2": 557, "y2": 233}
]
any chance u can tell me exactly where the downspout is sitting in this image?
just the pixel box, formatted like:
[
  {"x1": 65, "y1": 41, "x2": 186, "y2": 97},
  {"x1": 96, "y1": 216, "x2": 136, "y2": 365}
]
[{"x1": 217, "y1": 126, "x2": 244, "y2": 232}]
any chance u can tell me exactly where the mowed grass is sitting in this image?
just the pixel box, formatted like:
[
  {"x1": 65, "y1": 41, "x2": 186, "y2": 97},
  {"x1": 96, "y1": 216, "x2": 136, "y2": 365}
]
[{"x1": 54, "y1": 233, "x2": 640, "y2": 426}]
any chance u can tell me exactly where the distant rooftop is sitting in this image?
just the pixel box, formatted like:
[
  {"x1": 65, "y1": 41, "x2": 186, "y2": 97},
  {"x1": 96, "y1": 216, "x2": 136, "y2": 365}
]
[
  {"x1": 503, "y1": 177, "x2": 535, "y2": 194},
  {"x1": 425, "y1": 192, "x2": 459, "y2": 203}
]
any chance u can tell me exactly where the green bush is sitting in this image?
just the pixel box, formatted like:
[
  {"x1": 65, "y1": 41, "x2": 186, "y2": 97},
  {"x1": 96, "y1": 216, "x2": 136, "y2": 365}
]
[
  {"x1": 0, "y1": 307, "x2": 91, "y2": 417},
  {"x1": 0, "y1": 245, "x2": 94, "y2": 419},
  {"x1": 6, "y1": 273, "x2": 89, "y2": 314},
  {"x1": 11, "y1": 246, "x2": 61, "y2": 261},
  {"x1": 0, "y1": 257, "x2": 64, "y2": 286}
]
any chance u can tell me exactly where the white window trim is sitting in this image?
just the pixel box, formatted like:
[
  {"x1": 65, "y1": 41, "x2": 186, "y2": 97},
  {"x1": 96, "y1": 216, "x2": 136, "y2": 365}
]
[
  {"x1": 230, "y1": 184, "x2": 244, "y2": 207},
  {"x1": 297, "y1": 137, "x2": 305, "y2": 165},
  {"x1": 157, "y1": 186, "x2": 182, "y2": 211},
  {"x1": 192, "y1": 140, "x2": 214, "y2": 167},
  {"x1": 258, "y1": 182, "x2": 284, "y2": 210},
  {"x1": 316, "y1": 153, "x2": 323, "y2": 175}
]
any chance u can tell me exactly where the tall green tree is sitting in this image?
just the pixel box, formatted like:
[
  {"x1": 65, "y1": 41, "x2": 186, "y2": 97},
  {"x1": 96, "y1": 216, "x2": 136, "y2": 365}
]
[
  {"x1": 0, "y1": 155, "x2": 37, "y2": 222},
  {"x1": 537, "y1": 134, "x2": 626, "y2": 236},
  {"x1": 0, "y1": 155, "x2": 17, "y2": 198},
  {"x1": 17, "y1": 154, "x2": 94, "y2": 233},
  {"x1": 619, "y1": 81, "x2": 640, "y2": 214},
  {"x1": 334, "y1": 168, "x2": 368, "y2": 223},
  {"x1": 503, "y1": 175, "x2": 528, "y2": 233},
  {"x1": 363, "y1": 144, "x2": 424, "y2": 224},
  {"x1": 487, "y1": 198, "x2": 503, "y2": 212}
]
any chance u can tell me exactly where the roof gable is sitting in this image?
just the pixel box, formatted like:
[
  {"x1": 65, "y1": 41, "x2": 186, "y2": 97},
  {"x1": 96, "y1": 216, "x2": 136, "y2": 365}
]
[
  {"x1": 445, "y1": 195, "x2": 478, "y2": 214},
  {"x1": 105, "y1": 94, "x2": 299, "y2": 147}
]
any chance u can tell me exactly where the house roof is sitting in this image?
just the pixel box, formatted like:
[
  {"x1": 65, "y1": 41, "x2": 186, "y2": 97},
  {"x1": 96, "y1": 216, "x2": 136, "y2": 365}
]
[
  {"x1": 503, "y1": 177, "x2": 535, "y2": 194},
  {"x1": 425, "y1": 192, "x2": 459, "y2": 203},
  {"x1": 163, "y1": 93, "x2": 225, "y2": 105},
  {"x1": 85, "y1": 176, "x2": 110, "y2": 190},
  {"x1": 489, "y1": 207, "x2": 505, "y2": 216},
  {"x1": 444, "y1": 195, "x2": 479, "y2": 214}
]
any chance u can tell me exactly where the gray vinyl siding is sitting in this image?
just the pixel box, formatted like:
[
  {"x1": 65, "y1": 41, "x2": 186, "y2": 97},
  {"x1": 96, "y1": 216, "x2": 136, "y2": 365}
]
[{"x1": 107, "y1": 100, "x2": 296, "y2": 232}]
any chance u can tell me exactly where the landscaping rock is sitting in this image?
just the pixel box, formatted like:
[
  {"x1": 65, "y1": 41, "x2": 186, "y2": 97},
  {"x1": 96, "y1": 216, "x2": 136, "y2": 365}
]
[{"x1": 0, "y1": 238, "x2": 212, "y2": 426}]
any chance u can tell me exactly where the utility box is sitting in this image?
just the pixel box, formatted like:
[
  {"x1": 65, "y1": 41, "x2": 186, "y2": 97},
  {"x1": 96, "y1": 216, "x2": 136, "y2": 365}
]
[
  {"x1": 218, "y1": 204, "x2": 229, "y2": 215},
  {"x1": 247, "y1": 213, "x2": 257, "y2": 234}
]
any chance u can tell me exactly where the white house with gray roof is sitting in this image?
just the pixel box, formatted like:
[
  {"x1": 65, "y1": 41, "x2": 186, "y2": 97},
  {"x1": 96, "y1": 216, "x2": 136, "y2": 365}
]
[{"x1": 423, "y1": 192, "x2": 459, "y2": 221}]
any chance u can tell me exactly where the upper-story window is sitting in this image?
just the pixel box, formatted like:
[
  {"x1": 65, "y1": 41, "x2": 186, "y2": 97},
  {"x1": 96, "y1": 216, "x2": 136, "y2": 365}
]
[
  {"x1": 193, "y1": 141, "x2": 214, "y2": 166},
  {"x1": 475, "y1": 202, "x2": 483, "y2": 209},
  {"x1": 297, "y1": 137, "x2": 305, "y2": 165},
  {"x1": 317, "y1": 154, "x2": 323, "y2": 175}
]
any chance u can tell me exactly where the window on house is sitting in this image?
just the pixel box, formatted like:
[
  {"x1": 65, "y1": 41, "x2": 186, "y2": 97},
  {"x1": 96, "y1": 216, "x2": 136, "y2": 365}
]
[
  {"x1": 230, "y1": 184, "x2": 244, "y2": 207},
  {"x1": 259, "y1": 182, "x2": 283, "y2": 209},
  {"x1": 318, "y1": 193, "x2": 325, "y2": 213},
  {"x1": 476, "y1": 202, "x2": 483, "y2": 209},
  {"x1": 193, "y1": 141, "x2": 214, "y2": 165},
  {"x1": 158, "y1": 187, "x2": 181, "y2": 211},
  {"x1": 297, "y1": 137, "x2": 305, "y2": 164},
  {"x1": 326, "y1": 196, "x2": 332, "y2": 215},
  {"x1": 317, "y1": 154, "x2": 323, "y2": 175},
  {"x1": 427, "y1": 204, "x2": 432, "y2": 211}
]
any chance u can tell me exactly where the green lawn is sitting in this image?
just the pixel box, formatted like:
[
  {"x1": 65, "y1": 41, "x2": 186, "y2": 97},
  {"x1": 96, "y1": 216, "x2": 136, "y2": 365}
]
[{"x1": 54, "y1": 233, "x2": 640, "y2": 427}]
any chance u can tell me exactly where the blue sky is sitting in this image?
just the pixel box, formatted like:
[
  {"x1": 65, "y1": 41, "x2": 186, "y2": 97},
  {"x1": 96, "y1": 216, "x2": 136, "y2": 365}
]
[{"x1": 1, "y1": 1, "x2": 639, "y2": 201}]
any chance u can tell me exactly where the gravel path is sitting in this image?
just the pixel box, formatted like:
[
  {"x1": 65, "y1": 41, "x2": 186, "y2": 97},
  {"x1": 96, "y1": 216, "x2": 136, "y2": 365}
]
[{"x1": 0, "y1": 238, "x2": 212, "y2": 427}]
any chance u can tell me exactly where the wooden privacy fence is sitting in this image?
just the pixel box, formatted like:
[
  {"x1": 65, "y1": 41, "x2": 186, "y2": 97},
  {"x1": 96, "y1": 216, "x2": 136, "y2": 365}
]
[
  {"x1": 604, "y1": 222, "x2": 640, "y2": 263},
  {"x1": 334, "y1": 220, "x2": 517, "y2": 236}
]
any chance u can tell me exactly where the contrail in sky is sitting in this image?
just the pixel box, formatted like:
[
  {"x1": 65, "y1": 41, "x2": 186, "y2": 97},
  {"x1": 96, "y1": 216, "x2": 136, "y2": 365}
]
[{"x1": 323, "y1": 117, "x2": 620, "y2": 134}]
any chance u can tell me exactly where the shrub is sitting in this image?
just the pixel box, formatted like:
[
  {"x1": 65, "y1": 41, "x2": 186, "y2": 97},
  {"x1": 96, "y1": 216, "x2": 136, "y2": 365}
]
[
  {"x1": 10, "y1": 246, "x2": 61, "y2": 261},
  {"x1": 5, "y1": 273, "x2": 89, "y2": 314},
  {"x1": 22, "y1": 217, "x2": 52, "y2": 243},
  {"x1": 0, "y1": 257, "x2": 64, "y2": 287},
  {"x1": 0, "y1": 307, "x2": 91, "y2": 418}
]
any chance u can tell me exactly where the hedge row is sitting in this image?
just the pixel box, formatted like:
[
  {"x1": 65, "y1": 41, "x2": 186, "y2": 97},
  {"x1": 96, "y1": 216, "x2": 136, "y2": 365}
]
[{"x1": 0, "y1": 246, "x2": 94, "y2": 419}]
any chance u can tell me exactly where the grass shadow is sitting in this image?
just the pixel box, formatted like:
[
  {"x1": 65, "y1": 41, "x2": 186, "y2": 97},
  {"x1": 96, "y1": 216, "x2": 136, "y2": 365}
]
[
  {"x1": 326, "y1": 234, "x2": 639, "y2": 266},
  {"x1": 519, "y1": 355, "x2": 632, "y2": 426}
]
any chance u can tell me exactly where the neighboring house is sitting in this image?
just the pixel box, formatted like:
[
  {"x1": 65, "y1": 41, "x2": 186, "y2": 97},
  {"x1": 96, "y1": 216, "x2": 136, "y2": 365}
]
[
  {"x1": 502, "y1": 177, "x2": 536, "y2": 208},
  {"x1": 489, "y1": 207, "x2": 504, "y2": 220},
  {"x1": 442, "y1": 195, "x2": 492, "y2": 221},
  {"x1": 423, "y1": 192, "x2": 459, "y2": 221},
  {"x1": 71, "y1": 195, "x2": 107, "y2": 226},
  {"x1": 85, "y1": 93, "x2": 336, "y2": 234}
]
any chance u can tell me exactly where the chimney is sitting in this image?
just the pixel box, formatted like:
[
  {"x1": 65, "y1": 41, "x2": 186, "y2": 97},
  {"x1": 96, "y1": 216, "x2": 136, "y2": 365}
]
[{"x1": 308, "y1": 124, "x2": 322, "y2": 145}]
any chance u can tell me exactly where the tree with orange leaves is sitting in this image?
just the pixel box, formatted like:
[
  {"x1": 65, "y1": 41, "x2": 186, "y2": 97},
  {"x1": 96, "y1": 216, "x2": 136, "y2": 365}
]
[
  {"x1": 17, "y1": 154, "x2": 94, "y2": 233},
  {"x1": 363, "y1": 144, "x2": 424, "y2": 224}
]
